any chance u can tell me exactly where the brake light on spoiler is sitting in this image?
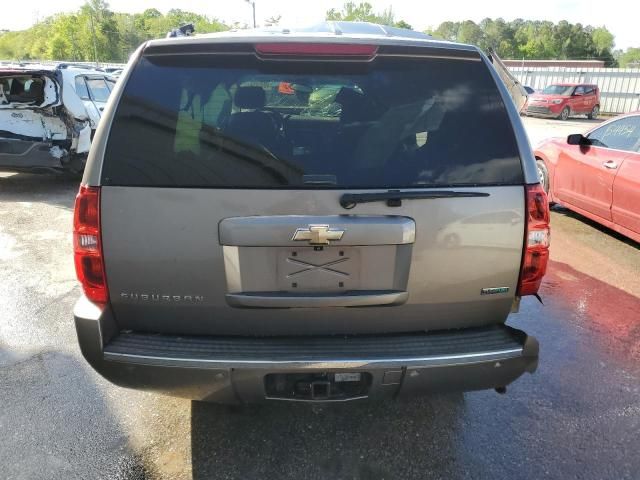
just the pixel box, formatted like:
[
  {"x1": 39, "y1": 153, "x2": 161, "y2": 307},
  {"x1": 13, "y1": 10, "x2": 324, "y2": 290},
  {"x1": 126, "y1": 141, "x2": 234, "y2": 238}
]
[
  {"x1": 255, "y1": 43, "x2": 378, "y2": 58},
  {"x1": 73, "y1": 186, "x2": 109, "y2": 304},
  {"x1": 517, "y1": 184, "x2": 550, "y2": 296}
]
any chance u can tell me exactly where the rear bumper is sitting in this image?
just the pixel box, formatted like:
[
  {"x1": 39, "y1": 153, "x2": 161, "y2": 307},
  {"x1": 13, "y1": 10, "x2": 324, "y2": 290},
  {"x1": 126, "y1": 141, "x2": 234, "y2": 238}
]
[{"x1": 74, "y1": 296, "x2": 539, "y2": 403}]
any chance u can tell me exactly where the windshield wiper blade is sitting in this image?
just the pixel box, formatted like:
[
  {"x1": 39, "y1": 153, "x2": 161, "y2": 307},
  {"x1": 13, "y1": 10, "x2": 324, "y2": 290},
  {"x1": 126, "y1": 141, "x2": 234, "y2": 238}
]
[{"x1": 339, "y1": 190, "x2": 490, "y2": 209}]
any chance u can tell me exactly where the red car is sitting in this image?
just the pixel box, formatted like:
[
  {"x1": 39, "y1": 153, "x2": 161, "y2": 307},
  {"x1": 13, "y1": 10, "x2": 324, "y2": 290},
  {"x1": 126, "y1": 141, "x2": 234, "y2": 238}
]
[
  {"x1": 525, "y1": 83, "x2": 600, "y2": 120},
  {"x1": 535, "y1": 112, "x2": 640, "y2": 243}
]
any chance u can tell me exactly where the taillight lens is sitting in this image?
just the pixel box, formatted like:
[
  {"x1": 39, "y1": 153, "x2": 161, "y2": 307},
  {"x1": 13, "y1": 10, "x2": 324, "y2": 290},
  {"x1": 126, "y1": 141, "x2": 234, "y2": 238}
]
[
  {"x1": 73, "y1": 186, "x2": 108, "y2": 303},
  {"x1": 517, "y1": 184, "x2": 550, "y2": 296}
]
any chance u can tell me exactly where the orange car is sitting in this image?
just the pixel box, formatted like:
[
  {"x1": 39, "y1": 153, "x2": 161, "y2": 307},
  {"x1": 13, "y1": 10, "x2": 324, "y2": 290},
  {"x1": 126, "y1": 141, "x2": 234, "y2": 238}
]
[{"x1": 535, "y1": 112, "x2": 640, "y2": 243}]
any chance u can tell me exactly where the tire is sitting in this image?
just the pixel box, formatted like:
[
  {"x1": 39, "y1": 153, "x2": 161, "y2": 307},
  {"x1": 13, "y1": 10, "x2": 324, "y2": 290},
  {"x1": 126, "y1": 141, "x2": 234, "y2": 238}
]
[
  {"x1": 559, "y1": 107, "x2": 570, "y2": 121},
  {"x1": 587, "y1": 105, "x2": 599, "y2": 120},
  {"x1": 536, "y1": 159, "x2": 550, "y2": 194}
]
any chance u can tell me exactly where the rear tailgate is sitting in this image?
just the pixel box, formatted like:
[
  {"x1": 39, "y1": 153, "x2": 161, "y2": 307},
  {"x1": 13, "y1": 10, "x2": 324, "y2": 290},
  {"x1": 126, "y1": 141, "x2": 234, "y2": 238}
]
[{"x1": 97, "y1": 43, "x2": 526, "y2": 336}]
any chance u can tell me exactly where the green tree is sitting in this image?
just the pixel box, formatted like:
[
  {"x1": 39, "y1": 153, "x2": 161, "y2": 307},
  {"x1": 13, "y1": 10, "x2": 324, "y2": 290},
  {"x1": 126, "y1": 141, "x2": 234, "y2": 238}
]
[
  {"x1": 592, "y1": 27, "x2": 614, "y2": 56},
  {"x1": 394, "y1": 20, "x2": 412, "y2": 30},
  {"x1": 457, "y1": 20, "x2": 483, "y2": 46},
  {"x1": 326, "y1": 2, "x2": 411, "y2": 29},
  {"x1": 432, "y1": 21, "x2": 459, "y2": 41},
  {"x1": 0, "y1": 3, "x2": 228, "y2": 62},
  {"x1": 619, "y1": 47, "x2": 640, "y2": 67},
  {"x1": 430, "y1": 18, "x2": 616, "y2": 64}
]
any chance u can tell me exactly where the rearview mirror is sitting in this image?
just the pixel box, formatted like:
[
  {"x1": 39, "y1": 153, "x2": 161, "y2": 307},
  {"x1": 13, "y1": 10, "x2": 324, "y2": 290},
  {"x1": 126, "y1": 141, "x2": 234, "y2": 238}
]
[{"x1": 567, "y1": 133, "x2": 590, "y2": 146}]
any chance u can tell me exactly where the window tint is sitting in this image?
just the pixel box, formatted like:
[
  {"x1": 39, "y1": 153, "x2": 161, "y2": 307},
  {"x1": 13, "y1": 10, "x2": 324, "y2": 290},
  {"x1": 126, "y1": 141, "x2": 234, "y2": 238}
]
[
  {"x1": 588, "y1": 116, "x2": 640, "y2": 152},
  {"x1": 542, "y1": 85, "x2": 574, "y2": 95},
  {"x1": 74, "y1": 76, "x2": 90, "y2": 100},
  {"x1": 574, "y1": 86, "x2": 585, "y2": 95},
  {"x1": 102, "y1": 54, "x2": 523, "y2": 188},
  {"x1": 86, "y1": 78, "x2": 110, "y2": 102}
]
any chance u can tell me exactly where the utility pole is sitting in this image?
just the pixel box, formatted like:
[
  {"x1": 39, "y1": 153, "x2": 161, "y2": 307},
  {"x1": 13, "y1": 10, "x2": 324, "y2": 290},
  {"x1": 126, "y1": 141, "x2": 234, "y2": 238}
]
[
  {"x1": 245, "y1": 0, "x2": 256, "y2": 28},
  {"x1": 89, "y1": 13, "x2": 99, "y2": 66}
]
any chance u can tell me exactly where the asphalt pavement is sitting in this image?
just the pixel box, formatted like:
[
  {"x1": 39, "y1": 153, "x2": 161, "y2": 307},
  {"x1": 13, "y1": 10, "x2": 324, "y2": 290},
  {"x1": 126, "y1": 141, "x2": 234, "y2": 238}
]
[{"x1": 1, "y1": 117, "x2": 639, "y2": 479}]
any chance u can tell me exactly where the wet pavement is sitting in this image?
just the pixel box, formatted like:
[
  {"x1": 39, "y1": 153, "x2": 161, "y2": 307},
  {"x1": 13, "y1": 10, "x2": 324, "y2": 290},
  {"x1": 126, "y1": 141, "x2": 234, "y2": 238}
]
[{"x1": 1, "y1": 117, "x2": 639, "y2": 479}]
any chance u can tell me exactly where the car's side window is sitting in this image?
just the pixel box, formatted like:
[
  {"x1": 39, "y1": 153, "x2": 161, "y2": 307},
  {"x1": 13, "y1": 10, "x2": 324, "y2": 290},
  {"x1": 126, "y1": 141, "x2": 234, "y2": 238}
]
[
  {"x1": 588, "y1": 116, "x2": 640, "y2": 152},
  {"x1": 574, "y1": 86, "x2": 585, "y2": 95},
  {"x1": 105, "y1": 78, "x2": 116, "y2": 92},
  {"x1": 86, "y1": 77, "x2": 110, "y2": 102},
  {"x1": 74, "y1": 76, "x2": 90, "y2": 100}
]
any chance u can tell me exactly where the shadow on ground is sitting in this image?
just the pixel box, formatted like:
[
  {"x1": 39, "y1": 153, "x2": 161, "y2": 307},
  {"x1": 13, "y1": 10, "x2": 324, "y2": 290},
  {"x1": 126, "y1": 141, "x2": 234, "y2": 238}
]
[
  {"x1": 551, "y1": 204, "x2": 640, "y2": 250},
  {"x1": 191, "y1": 394, "x2": 465, "y2": 479},
  {"x1": 0, "y1": 173, "x2": 80, "y2": 210}
]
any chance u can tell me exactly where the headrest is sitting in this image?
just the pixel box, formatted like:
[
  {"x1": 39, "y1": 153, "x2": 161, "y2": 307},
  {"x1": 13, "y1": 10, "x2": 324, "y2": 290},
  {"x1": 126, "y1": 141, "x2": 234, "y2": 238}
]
[{"x1": 234, "y1": 86, "x2": 266, "y2": 109}]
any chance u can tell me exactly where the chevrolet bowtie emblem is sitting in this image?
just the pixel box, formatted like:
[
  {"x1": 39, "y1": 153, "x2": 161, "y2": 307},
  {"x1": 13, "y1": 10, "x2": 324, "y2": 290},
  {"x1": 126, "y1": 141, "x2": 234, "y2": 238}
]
[{"x1": 292, "y1": 225, "x2": 345, "y2": 245}]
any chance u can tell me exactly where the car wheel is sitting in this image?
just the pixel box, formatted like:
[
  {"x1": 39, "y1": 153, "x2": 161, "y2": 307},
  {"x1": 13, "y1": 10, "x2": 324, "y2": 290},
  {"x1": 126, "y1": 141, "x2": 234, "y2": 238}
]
[
  {"x1": 536, "y1": 159, "x2": 550, "y2": 194},
  {"x1": 559, "y1": 107, "x2": 570, "y2": 121},
  {"x1": 587, "y1": 105, "x2": 599, "y2": 120}
]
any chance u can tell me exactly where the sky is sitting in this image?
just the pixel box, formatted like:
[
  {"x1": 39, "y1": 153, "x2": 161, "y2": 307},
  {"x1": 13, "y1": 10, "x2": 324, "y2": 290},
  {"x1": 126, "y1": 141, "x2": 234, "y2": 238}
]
[{"x1": 1, "y1": 0, "x2": 638, "y2": 51}]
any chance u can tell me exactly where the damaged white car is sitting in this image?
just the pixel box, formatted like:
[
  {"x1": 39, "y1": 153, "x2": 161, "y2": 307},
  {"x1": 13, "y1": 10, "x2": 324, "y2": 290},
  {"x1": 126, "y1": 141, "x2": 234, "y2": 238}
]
[{"x1": 0, "y1": 63, "x2": 116, "y2": 174}]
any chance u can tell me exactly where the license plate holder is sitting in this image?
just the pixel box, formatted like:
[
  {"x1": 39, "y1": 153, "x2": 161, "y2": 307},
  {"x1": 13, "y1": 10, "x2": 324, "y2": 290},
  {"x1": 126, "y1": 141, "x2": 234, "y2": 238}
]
[{"x1": 277, "y1": 247, "x2": 360, "y2": 291}]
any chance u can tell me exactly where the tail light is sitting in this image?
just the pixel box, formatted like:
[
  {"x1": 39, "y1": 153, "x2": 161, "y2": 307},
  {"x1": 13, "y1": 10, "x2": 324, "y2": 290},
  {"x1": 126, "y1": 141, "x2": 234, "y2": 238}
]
[
  {"x1": 517, "y1": 184, "x2": 550, "y2": 296},
  {"x1": 73, "y1": 186, "x2": 108, "y2": 303}
]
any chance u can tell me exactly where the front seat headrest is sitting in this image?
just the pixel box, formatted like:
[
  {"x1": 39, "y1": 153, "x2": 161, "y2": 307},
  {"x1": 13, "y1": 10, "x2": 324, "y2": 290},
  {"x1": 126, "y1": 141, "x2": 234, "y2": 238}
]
[{"x1": 234, "y1": 86, "x2": 266, "y2": 109}]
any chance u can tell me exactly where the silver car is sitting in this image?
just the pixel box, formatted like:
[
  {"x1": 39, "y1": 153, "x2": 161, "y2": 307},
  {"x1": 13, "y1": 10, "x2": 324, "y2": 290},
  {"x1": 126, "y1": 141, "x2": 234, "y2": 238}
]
[{"x1": 73, "y1": 22, "x2": 550, "y2": 403}]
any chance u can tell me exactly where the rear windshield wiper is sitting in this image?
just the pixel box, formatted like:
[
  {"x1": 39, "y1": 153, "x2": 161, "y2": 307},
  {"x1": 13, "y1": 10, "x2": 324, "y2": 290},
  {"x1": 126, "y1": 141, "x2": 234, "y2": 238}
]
[{"x1": 340, "y1": 190, "x2": 490, "y2": 209}]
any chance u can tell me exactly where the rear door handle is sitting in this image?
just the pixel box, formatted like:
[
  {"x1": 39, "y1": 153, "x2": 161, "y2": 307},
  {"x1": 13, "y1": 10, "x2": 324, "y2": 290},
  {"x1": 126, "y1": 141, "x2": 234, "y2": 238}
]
[{"x1": 603, "y1": 160, "x2": 618, "y2": 169}]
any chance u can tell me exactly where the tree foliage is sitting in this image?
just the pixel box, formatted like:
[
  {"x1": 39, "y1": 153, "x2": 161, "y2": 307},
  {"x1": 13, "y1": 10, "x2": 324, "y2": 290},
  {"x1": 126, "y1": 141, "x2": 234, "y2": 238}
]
[
  {"x1": 618, "y1": 48, "x2": 640, "y2": 68},
  {"x1": 0, "y1": 1, "x2": 228, "y2": 63},
  {"x1": 326, "y1": 2, "x2": 412, "y2": 30},
  {"x1": 430, "y1": 18, "x2": 620, "y2": 66}
]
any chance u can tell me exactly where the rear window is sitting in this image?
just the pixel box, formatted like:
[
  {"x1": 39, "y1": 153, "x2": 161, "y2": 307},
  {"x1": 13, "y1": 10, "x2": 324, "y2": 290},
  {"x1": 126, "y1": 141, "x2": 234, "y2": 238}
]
[{"x1": 102, "y1": 52, "x2": 523, "y2": 188}]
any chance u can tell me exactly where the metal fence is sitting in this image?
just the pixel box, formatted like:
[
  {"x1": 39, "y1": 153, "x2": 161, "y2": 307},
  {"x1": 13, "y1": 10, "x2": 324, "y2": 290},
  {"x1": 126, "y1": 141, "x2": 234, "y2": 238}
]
[{"x1": 509, "y1": 67, "x2": 640, "y2": 114}]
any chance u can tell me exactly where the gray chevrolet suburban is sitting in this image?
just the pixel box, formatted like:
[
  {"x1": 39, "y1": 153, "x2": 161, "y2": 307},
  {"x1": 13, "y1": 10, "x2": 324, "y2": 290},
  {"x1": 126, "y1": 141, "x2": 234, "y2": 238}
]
[{"x1": 73, "y1": 23, "x2": 550, "y2": 403}]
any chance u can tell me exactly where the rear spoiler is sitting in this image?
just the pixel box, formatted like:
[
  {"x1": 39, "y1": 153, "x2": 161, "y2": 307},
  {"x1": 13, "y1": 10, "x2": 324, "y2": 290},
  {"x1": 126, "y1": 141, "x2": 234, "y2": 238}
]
[{"x1": 488, "y1": 50, "x2": 528, "y2": 111}]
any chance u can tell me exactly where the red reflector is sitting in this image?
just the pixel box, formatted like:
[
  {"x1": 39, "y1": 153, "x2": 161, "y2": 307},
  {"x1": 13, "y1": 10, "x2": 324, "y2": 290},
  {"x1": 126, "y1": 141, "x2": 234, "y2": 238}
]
[
  {"x1": 517, "y1": 184, "x2": 551, "y2": 296},
  {"x1": 255, "y1": 43, "x2": 378, "y2": 57},
  {"x1": 73, "y1": 186, "x2": 108, "y2": 304}
]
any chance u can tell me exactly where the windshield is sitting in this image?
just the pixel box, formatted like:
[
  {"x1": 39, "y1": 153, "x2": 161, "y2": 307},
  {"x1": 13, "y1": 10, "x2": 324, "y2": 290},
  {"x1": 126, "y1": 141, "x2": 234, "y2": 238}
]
[
  {"x1": 102, "y1": 54, "x2": 523, "y2": 188},
  {"x1": 541, "y1": 85, "x2": 574, "y2": 95}
]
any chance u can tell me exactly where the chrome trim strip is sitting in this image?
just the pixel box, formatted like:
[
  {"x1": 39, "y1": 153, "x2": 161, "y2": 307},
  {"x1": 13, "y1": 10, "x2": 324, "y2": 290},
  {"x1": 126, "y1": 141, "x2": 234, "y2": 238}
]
[
  {"x1": 225, "y1": 290, "x2": 408, "y2": 308},
  {"x1": 103, "y1": 347, "x2": 523, "y2": 370}
]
